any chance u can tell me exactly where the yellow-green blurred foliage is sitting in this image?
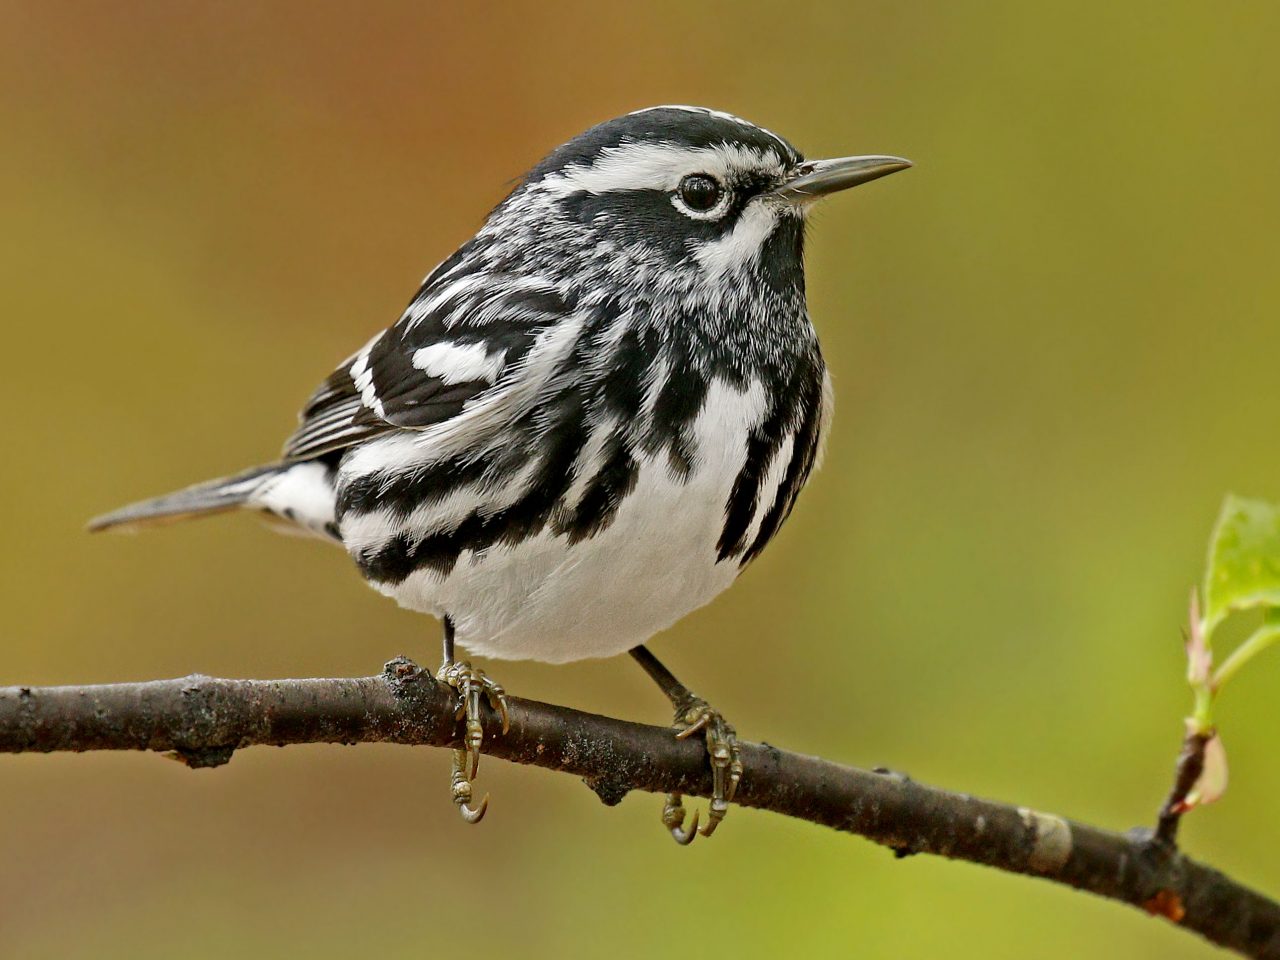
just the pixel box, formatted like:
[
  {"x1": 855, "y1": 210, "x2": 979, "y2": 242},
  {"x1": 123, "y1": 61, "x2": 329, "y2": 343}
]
[{"x1": 2, "y1": 3, "x2": 1279, "y2": 957}]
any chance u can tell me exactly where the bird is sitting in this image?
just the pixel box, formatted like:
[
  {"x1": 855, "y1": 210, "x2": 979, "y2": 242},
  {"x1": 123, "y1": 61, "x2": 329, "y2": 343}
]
[{"x1": 89, "y1": 105, "x2": 910, "y2": 843}]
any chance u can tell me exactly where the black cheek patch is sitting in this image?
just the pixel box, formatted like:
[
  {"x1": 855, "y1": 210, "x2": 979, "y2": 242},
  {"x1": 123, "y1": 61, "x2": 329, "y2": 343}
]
[
  {"x1": 758, "y1": 216, "x2": 806, "y2": 296},
  {"x1": 556, "y1": 189, "x2": 724, "y2": 262}
]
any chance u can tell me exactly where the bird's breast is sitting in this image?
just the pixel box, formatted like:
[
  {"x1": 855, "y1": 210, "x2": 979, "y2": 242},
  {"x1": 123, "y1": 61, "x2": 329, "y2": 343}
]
[{"x1": 342, "y1": 374, "x2": 812, "y2": 663}]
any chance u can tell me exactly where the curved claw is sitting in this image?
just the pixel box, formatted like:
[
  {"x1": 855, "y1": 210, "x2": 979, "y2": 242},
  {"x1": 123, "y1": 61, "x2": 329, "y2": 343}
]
[
  {"x1": 662, "y1": 793, "x2": 700, "y2": 845},
  {"x1": 671, "y1": 812, "x2": 699, "y2": 845},
  {"x1": 674, "y1": 709, "x2": 711, "y2": 740},
  {"x1": 459, "y1": 793, "x2": 489, "y2": 824},
  {"x1": 663, "y1": 699, "x2": 741, "y2": 844},
  {"x1": 437, "y1": 660, "x2": 512, "y2": 824},
  {"x1": 699, "y1": 798, "x2": 728, "y2": 837},
  {"x1": 726, "y1": 757, "x2": 744, "y2": 805},
  {"x1": 483, "y1": 680, "x2": 511, "y2": 735},
  {"x1": 450, "y1": 745, "x2": 490, "y2": 825},
  {"x1": 464, "y1": 715, "x2": 484, "y2": 780}
]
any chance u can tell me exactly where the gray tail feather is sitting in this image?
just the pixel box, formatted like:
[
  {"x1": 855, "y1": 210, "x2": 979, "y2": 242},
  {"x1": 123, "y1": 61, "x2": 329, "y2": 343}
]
[{"x1": 87, "y1": 463, "x2": 285, "y2": 533}]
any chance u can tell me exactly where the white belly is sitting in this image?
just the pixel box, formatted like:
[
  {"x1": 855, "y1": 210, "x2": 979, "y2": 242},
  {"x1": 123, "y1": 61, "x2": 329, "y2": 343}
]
[{"x1": 370, "y1": 377, "x2": 779, "y2": 663}]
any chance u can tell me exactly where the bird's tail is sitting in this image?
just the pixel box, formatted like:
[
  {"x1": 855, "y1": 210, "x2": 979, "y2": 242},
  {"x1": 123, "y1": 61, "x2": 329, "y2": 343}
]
[{"x1": 87, "y1": 463, "x2": 290, "y2": 533}]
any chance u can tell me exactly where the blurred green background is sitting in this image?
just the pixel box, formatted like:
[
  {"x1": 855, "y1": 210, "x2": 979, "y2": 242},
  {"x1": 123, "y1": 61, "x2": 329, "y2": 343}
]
[{"x1": 2, "y1": 2, "x2": 1279, "y2": 957}]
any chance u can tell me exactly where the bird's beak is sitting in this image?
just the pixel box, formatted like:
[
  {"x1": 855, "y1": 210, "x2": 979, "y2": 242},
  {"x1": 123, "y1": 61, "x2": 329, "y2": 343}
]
[{"x1": 770, "y1": 155, "x2": 912, "y2": 203}]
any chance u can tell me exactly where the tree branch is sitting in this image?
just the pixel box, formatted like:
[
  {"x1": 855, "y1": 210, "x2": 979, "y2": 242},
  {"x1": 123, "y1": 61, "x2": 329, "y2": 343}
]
[
  {"x1": 1156, "y1": 726, "x2": 1211, "y2": 845},
  {"x1": 2, "y1": 658, "x2": 1278, "y2": 958}
]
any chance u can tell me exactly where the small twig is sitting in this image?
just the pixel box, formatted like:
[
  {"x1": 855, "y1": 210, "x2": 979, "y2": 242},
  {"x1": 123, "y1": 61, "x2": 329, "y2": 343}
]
[
  {"x1": 1, "y1": 659, "x2": 1278, "y2": 958},
  {"x1": 1155, "y1": 728, "x2": 1211, "y2": 846}
]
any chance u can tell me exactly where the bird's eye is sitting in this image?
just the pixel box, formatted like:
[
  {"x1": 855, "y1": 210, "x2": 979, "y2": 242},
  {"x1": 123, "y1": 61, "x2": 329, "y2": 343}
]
[{"x1": 677, "y1": 174, "x2": 723, "y2": 213}]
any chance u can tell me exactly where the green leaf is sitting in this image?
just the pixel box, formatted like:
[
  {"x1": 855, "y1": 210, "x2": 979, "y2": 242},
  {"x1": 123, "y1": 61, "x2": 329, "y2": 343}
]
[
  {"x1": 1213, "y1": 618, "x2": 1280, "y2": 690},
  {"x1": 1202, "y1": 495, "x2": 1280, "y2": 637}
]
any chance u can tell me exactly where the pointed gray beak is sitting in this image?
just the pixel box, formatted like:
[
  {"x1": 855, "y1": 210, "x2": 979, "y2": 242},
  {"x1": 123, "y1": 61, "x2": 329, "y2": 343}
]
[{"x1": 770, "y1": 155, "x2": 912, "y2": 202}]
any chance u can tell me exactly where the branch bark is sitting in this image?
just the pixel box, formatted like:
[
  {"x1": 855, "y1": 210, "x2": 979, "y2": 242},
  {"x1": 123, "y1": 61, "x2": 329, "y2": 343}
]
[
  {"x1": 1156, "y1": 726, "x2": 1211, "y2": 845},
  {"x1": 2, "y1": 659, "x2": 1278, "y2": 958}
]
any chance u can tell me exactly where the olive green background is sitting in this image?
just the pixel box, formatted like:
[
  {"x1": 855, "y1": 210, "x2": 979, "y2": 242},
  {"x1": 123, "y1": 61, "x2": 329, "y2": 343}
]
[{"x1": 2, "y1": 3, "x2": 1278, "y2": 957}]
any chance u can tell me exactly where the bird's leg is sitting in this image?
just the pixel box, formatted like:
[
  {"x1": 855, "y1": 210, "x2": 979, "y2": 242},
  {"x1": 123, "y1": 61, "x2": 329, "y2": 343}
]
[
  {"x1": 437, "y1": 617, "x2": 509, "y2": 824},
  {"x1": 629, "y1": 645, "x2": 742, "y2": 844}
]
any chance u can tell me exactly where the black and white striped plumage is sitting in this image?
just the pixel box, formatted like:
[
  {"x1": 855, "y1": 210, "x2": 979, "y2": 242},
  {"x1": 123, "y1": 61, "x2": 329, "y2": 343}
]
[{"x1": 92, "y1": 106, "x2": 909, "y2": 665}]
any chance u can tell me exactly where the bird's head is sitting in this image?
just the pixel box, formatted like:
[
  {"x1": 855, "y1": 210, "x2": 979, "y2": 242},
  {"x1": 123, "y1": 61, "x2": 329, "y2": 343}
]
[{"x1": 481, "y1": 105, "x2": 910, "y2": 301}]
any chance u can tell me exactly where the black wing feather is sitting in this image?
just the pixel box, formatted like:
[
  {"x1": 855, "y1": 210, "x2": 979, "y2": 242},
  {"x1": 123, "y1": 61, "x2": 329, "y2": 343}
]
[{"x1": 282, "y1": 268, "x2": 574, "y2": 462}]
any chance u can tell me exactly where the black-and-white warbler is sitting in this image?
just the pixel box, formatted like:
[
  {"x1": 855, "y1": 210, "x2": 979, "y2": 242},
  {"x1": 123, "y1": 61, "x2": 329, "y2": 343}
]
[{"x1": 90, "y1": 106, "x2": 910, "y2": 842}]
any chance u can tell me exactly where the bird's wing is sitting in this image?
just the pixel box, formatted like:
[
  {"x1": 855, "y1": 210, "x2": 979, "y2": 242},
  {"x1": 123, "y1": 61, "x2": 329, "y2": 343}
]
[{"x1": 283, "y1": 270, "x2": 577, "y2": 462}]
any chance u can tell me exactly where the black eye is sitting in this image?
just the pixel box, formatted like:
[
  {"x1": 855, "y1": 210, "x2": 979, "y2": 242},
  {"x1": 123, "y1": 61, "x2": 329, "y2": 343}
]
[{"x1": 678, "y1": 174, "x2": 723, "y2": 212}]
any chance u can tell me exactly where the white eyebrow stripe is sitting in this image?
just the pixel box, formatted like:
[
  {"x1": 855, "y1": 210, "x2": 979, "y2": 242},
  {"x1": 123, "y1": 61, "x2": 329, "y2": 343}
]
[{"x1": 541, "y1": 141, "x2": 779, "y2": 197}]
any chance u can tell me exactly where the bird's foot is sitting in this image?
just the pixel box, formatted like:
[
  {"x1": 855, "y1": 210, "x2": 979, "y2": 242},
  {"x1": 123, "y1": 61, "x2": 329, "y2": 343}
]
[
  {"x1": 662, "y1": 696, "x2": 742, "y2": 845},
  {"x1": 436, "y1": 660, "x2": 510, "y2": 824}
]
